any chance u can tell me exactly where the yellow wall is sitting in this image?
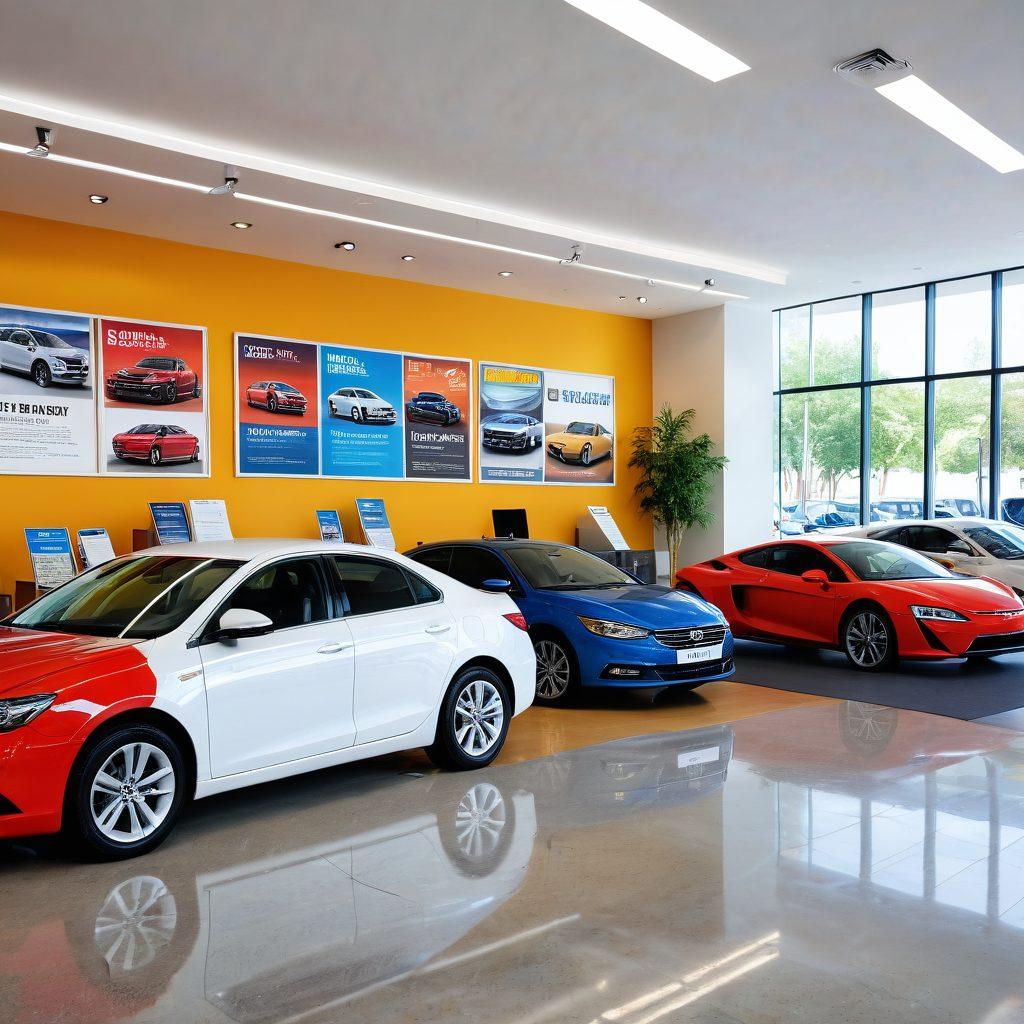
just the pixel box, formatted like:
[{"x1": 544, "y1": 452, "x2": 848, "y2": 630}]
[{"x1": 0, "y1": 211, "x2": 653, "y2": 594}]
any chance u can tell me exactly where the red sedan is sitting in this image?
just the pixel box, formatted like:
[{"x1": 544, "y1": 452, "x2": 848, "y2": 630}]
[
  {"x1": 246, "y1": 380, "x2": 307, "y2": 414},
  {"x1": 675, "y1": 537, "x2": 1024, "y2": 671},
  {"x1": 112, "y1": 423, "x2": 199, "y2": 466},
  {"x1": 105, "y1": 356, "x2": 200, "y2": 404}
]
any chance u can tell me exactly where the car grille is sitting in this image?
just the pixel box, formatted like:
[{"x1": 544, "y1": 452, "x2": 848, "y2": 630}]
[
  {"x1": 110, "y1": 379, "x2": 155, "y2": 393},
  {"x1": 653, "y1": 624, "x2": 727, "y2": 649},
  {"x1": 484, "y1": 430, "x2": 524, "y2": 447},
  {"x1": 967, "y1": 631, "x2": 1024, "y2": 654},
  {"x1": 655, "y1": 658, "x2": 733, "y2": 681}
]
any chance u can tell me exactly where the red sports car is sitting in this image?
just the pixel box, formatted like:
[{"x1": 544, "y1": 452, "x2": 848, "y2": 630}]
[
  {"x1": 246, "y1": 380, "x2": 307, "y2": 414},
  {"x1": 106, "y1": 356, "x2": 200, "y2": 404},
  {"x1": 112, "y1": 423, "x2": 200, "y2": 466},
  {"x1": 675, "y1": 537, "x2": 1024, "y2": 671}
]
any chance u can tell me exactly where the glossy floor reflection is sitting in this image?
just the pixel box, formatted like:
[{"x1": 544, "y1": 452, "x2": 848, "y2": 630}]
[{"x1": 3, "y1": 703, "x2": 1024, "y2": 1024}]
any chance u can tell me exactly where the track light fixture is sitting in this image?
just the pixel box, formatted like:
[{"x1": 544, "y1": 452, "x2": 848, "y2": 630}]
[
  {"x1": 209, "y1": 164, "x2": 239, "y2": 196},
  {"x1": 334, "y1": 241, "x2": 356, "y2": 251},
  {"x1": 559, "y1": 243, "x2": 584, "y2": 266},
  {"x1": 88, "y1": 194, "x2": 108, "y2": 204},
  {"x1": 637, "y1": 296, "x2": 648, "y2": 304},
  {"x1": 26, "y1": 126, "x2": 53, "y2": 158},
  {"x1": 498, "y1": 271, "x2": 513, "y2": 278},
  {"x1": 401, "y1": 254, "x2": 415, "y2": 261},
  {"x1": 231, "y1": 221, "x2": 252, "y2": 230}
]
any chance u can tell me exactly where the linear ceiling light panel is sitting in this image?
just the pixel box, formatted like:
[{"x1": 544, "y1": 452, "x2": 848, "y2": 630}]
[
  {"x1": 877, "y1": 75, "x2": 1024, "y2": 173},
  {"x1": 562, "y1": 0, "x2": 748, "y2": 82}
]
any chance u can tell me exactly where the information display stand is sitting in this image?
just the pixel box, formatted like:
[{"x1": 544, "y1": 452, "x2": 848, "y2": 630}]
[
  {"x1": 355, "y1": 499, "x2": 396, "y2": 550},
  {"x1": 575, "y1": 506, "x2": 656, "y2": 584}
]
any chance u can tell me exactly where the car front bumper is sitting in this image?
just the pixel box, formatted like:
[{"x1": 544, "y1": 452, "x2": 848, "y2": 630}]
[
  {"x1": 483, "y1": 433, "x2": 529, "y2": 450},
  {"x1": 106, "y1": 379, "x2": 166, "y2": 400},
  {"x1": 897, "y1": 610, "x2": 1024, "y2": 658},
  {"x1": 0, "y1": 729, "x2": 78, "y2": 839},
  {"x1": 53, "y1": 365, "x2": 89, "y2": 382}
]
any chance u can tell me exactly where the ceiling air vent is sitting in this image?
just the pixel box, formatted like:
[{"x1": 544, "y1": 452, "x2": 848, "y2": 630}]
[{"x1": 834, "y1": 48, "x2": 911, "y2": 88}]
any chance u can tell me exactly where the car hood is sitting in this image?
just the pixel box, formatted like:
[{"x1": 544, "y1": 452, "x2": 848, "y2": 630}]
[
  {"x1": 546, "y1": 431, "x2": 587, "y2": 450},
  {"x1": 879, "y1": 576, "x2": 1022, "y2": 611},
  {"x1": 113, "y1": 431, "x2": 154, "y2": 441},
  {"x1": 0, "y1": 627, "x2": 141, "y2": 698},
  {"x1": 117, "y1": 366, "x2": 167, "y2": 379},
  {"x1": 546, "y1": 585, "x2": 724, "y2": 628}
]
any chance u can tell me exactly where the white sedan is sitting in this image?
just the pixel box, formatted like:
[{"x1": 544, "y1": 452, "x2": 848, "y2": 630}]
[
  {"x1": 327, "y1": 386, "x2": 398, "y2": 423},
  {"x1": 847, "y1": 517, "x2": 1024, "y2": 597},
  {"x1": 0, "y1": 539, "x2": 535, "y2": 859}
]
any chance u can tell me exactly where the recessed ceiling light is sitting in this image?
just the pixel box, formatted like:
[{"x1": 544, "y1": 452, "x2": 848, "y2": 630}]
[
  {"x1": 637, "y1": 295, "x2": 648, "y2": 304},
  {"x1": 876, "y1": 75, "x2": 1024, "y2": 173},
  {"x1": 88, "y1": 194, "x2": 108, "y2": 204},
  {"x1": 562, "y1": 0, "x2": 748, "y2": 82},
  {"x1": 231, "y1": 221, "x2": 252, "y2": 229},
  {"x1": 401, "y1": 254, "x2": 415, "y2": 261},
  {"x1": 334, "y1": 241, "x2": 356, "y2": 250},
  {"x1": 498, "y1": 270, "x2": 513, "y2": 278}
]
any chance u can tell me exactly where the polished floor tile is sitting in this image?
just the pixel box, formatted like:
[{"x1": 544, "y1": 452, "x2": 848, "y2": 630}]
[{"x1": 2, "y1": 700, "x2": 1023, "y2": 1024}]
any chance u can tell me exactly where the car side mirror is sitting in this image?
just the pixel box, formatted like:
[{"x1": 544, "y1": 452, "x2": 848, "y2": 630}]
[
  {"x1": 801, "y1": 569, "x2": 830, "y2": 587},
  {"x1": 215, "y1": 608, "x2": 274, "y2": 642},
  {"x1": 27, "y1": 343, "x2": 36, "y2": 352},
  {"x1": 481, "y1": 578, "x2": 514, "y2": 593}
]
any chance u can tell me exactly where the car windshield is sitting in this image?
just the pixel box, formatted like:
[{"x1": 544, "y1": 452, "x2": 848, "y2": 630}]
[
  {"x1": 828, "y1": 541, "x2": 952, "y2": 581},
  {"x1": 8, "y1": 556, "x2": 242, "y2": 639},
  {"x1": 564, "y1": 423, "x2": 594, "y2": 435},
  {"x1": 419, "y1": 393, "x2": 443, "y2": 401},
  {"x1": 353, "y1": 389, "x2": 378, "y2": 399},
  {"x1": 138, "y1": 357, "x2": 176, "y2": 370},
  {"x1": 127, "y1": 424, "x2": 163, "y2": 434},
  {"x1": 505, "y1": 544, "x2": 636, "y2": 589},
  {"x1": 498, "y1": 415, "x2": 527, "y2": 424},
  {"x1": 29, "y1": 330, "x2": 67, "y2": 348},
  {"x1": 964, "y1": 523, "x2": 1024, "y2": 559},
  {"x1": 272, "y1": 383, "x2": 299, "y2": 393}
]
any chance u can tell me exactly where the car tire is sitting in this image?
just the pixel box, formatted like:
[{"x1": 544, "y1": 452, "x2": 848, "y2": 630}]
[
  {"x1": 426, "y1": 666, "x2": 511, "y2": 770},
  {"x1": 351, "y1": 406, "x2": 361, "y2": 423},
  {"x1": 193, "y1": 381, "x2": 202, "y2": 399},
  {"x1": 32, "y1": 361, "x2": 52, "y2": 388},
  {"x1": 841, "y1": 606, "x2": 898, "y2": 672},
  {"x1": 533, "y1": 634, "x2": 579, "y2": 705},
  {"x1": 268, "y1": 395, "x2": 278, "y2": 413},
  {"x1": 63, "y1": 724, "x2": 187, "y2": 861},
  {"x1": 164, "y1": 382, "x2": 177, "y2": 403},
  {"x1": 580, "y1": 443, "x2": 592, "y2": 466},
  {"x1": 149, "y1": 447, "x2": 162, "y2": 466},
  {"x1": 190, "y1": 446, "x2": 199, "y2": 462}
]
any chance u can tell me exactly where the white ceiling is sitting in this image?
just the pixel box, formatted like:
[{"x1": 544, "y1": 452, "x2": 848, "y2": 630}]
[{"x1": 0, "y1": 0, "x2": 1022, "y2": 318}]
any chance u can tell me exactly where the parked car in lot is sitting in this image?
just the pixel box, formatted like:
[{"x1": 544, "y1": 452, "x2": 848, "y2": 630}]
[
  {"x1": 1002, "y1": 499, "x2": 1024, "y2": 527},
  {"x1": 112, "y1": 423, "x2": 200, "y2": 466},
  {"x1": 676, "y1": 537, "x2": 1024, "y2": 671},
  {"x1": 105, "y1": 357, "x2": 200, "y2": 404},
  {"x1": 481, "y1": 413, "x2": 543, "y2": 452},
  {"x1": 0, "y1": 540, "x2": 535, "y2": 858},
  {"x1": 327, "y1": 386, "x2": 397, "y2": 423},
  {"x1": 406, "y1": 391, "x2": 461, "y2": 425},
  {"x1": 848, "y1": 517, "x2": 1024, "y2": 598},
  {"x1": 545, "y1": 422, "x2": 613, "y2": 466},
  {"x1": 0, "y1": 325, "x2": 90, "y2": 387},
  {"x1": 406, "y1": 539, "x2": 734, "y2": 704},
  {"x1": 245, "y1": 380, "x2": 307, "y2": 414}
]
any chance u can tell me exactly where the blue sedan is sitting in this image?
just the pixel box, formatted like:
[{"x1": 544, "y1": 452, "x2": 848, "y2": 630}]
[{"x1": 406, "y1": 539, "x2": 734, "y2": 704}]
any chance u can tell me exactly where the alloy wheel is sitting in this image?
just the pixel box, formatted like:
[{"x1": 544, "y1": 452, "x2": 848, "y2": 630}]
[
  {"x1": 165, "y1": 383, "x2": 176, "y2": 402},
  {"x1": 581, "y1": 444, "x2": 591, "y2": 466},
  {"x1": 351, "y1": 406, "x2": 361, "y2": 422},
  {"x1": 149, "y1": 447, "x2": 161, "y2": 465},
  {"x1": 454, "y1": 678, "x2": 504, "y2": 756},
  {"x1": 89, "y1": 742, "x2": 176, "y2": 844},
  {"x1": 93, "y1": 875, "x2": 177, "y2": 974},
  {"x1": 34, "y1": 363, "x2": 51, "y2": 387},
  {"x1": 846, "y1": 611, "x2": 889, "y2": 668},
  {"x1": 535, "y1": 639, "x2": 571, "y2": 699},
  {"x1": 454, "y1": 782, "x2": 507, "y2": 860}
]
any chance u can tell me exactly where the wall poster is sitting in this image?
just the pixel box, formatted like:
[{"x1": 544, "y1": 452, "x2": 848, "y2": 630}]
[
  {"x1": 479, "y1": 362, "x2": 615, "y2": 485},
  {"x1": 235, "y1": 334, "x2": 320, "y2": 476},
  {"x1": 235, "y1": 334, "x2": 472, "y2": 482},
  {"x1": 98, "y1": 317, "x2": 209, "y2": 476},
  {"x1": 0, "y1": 304, "x2": 97, "y2": 475}
]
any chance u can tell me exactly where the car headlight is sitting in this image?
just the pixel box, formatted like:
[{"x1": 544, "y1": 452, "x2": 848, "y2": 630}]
[
  {"x1": 51, "y1": 358, "x2": 67, "y2": 370},
  {"x1": 910, "y1": 605, "x2": 968, "y2": 622},
  {"x1": 0, "y1": 694, "x2": 56, "y2": 732},
  {"x1": 578, "y1": 616, "x2": 650, "y2": 640}
]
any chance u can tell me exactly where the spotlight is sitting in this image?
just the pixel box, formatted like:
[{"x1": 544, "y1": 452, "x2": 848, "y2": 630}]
[
  {"x1": 231, "y1": 221, "x2": 252, "y2": 230},
  {"x1": 498, "y1": 271, "x2": 513, "y2": 277},
  {"x1": 704, "y1": 277, "x2": 716, "y2": 288},
  {"x1": 89, "y1": 194, "x2": 109, "y2": 205},
  {"x1": 26, "y1": 126, "x2": 53, "y2": 158},
  {"x1": 618, "y1": 295, "x2": 627, "y2": 300},
  {"x1": 334, "y1": 241, "x2": 356, "y2": 251},
  {"x1": 210, "y1": 165, "x2": 239, "y2": 196},
  {"x1": 637, "y1": 296, "x2": 648, "y2": 304},
  {"x1": 401, "y1": 254, "x2": 415, "y2": 261}
]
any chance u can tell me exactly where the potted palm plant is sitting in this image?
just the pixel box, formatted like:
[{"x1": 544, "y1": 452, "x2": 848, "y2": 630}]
[{"x1": 629, "y1": 406, "x2": 727, "y2": 580}]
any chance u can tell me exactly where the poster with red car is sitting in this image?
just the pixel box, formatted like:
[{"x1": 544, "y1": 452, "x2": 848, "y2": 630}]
[
  {"x1": 98, "y1": 317, "x2": 209, "y2": 476},
  {"x1": 235, "y1": 333, "x2": 320, "y2": 476},
  {"x1": 402, "y1": 354, "x2": 471, "y2": 480}
]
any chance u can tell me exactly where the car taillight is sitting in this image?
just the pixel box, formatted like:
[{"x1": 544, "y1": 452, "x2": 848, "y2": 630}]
[{"x1": 503, "y1": 612, "x2": 529, "y2": 632}]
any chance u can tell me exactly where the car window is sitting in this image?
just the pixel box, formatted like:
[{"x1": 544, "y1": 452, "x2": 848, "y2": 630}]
[
  {"x1": 409, "y1": 546, "x2": 453, "y2": 575},
  {"x1": 873, "y1": 527, "x2": 905, "y2": 544},
  {"x1": 905, "y1": 526, "x2": 959, "y2": 554},
  {"x1": 738, "y1": 547, "x2": 769, "y2": 568},
  {"x1": 765, "y1": 545, "x2": 846, "y2": 581},
  {"x1": 220, "y1": 558, "x2": 329, "y2": 630},
  {"x1": 964, "y1": 523, "x2": 1024, "y2": 559},
  {"x1": 449, "y1": 547, "x2": 512, "y2": 589},
  {"x1": 505, "y1": 543, "x2": 634, "y2": 589},
  {"x1": 406, "y1": 571, "x2": 442, "y2": 604},
  {"x1": 330, "y1": 556, "x2": 417, "y2": 615},
  {"x1": 828, "y1": 541, "x2": 952, "y2": 580}
]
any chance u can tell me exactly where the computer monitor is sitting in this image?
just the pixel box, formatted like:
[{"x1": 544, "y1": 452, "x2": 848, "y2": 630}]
[{"x1": 492, "y1": 508, "x2": 529, "y2": 539}]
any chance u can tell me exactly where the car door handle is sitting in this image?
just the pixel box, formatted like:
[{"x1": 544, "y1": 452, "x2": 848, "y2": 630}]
[
  {"x1": 424, "y1": 624, "x2": 451, "y2": 635},
  {"x1": 317, "y1": 642, "x2": 352, "y2": 654}
]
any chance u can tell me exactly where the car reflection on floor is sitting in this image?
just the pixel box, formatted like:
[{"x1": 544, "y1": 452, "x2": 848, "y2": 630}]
[{"x1": 0, "y1": 727, "x2": 733, "y2": 1024}]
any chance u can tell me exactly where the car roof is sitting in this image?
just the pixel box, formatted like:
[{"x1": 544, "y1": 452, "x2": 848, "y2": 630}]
[
  {"x1": 133, "y1": 539, "x2": 401, "y2": 561},
  {"x1": 860, "y1": 517, "x2": 992, "y2": 531},
  {"x1": 410, "y1": 538, "x2": 569, "y2": 551}
]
